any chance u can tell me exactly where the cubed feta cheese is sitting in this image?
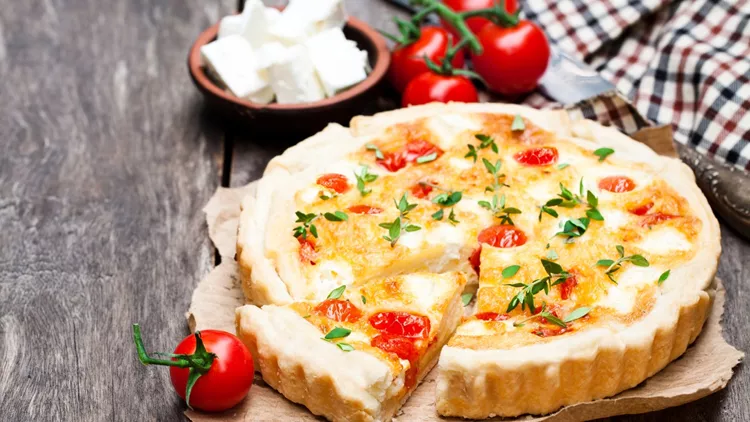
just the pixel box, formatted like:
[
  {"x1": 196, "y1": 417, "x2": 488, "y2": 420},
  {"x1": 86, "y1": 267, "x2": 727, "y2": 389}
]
[
  {"x1": 269, "y1": 0, "x2": 347, "y2": 45},
  {"x1": 200, "y1": 35, "x2": 273, "y2": 104},
  {"x1": 217, "y1": 14, "x2": 245, "y2": 39},
  {"x1": 239, "y1": 0, "x2": 276, "y2": 48},
  {"x1": 305, "y1": 28, "x2": 368, "y2": 97},
  {"x1": 268, "y1": 45, "x2": 326, "y2": 104},
  {"x1": 256, "y1": 42, "x2": 288, "y2": 70}
]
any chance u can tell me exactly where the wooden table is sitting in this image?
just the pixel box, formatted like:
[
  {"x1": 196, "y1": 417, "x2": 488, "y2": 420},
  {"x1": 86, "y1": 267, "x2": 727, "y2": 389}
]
[{"x1": 0, "y1": 0, "x2": 746, "y2": 420}]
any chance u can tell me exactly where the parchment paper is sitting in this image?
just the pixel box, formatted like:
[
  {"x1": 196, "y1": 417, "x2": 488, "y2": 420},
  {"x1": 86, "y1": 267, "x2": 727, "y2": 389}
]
[{"x1": 186, "y1": 120, "x2": 743, "y2": 421}]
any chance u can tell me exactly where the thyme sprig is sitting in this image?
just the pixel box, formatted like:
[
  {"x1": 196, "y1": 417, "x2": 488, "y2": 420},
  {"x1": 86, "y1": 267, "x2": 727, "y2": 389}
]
[
  {"x1": 465, "y1": 134, "x2": 499, "y2": 163},
  {"x1": 379, "y1": 194, "x2": 421, "y2": 246},
  {"x1": 595, "y1": 245, "x2": 650, "y2": 283},
  {"x1": 354, "y1": 165, "x2": 378, "y2": 197},
  {"x1": 513, "y1": 304, "x2": 590, "y2": 328},
  {"x1": 505, "y1": 259, "x2": 572, "y2": 313},
  {"x1": 293, "y1": 209, "x2": 349, "y2": 240},
  {"x1": 478, "y1": 193, "x2": 521, "y2": 225}
]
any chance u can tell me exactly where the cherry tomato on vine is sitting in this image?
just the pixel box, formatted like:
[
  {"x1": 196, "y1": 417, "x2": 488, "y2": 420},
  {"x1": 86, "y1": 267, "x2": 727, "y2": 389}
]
[
  {"x1": 472, "y1": 20, "x2": 550, "y2": 95},
  {"x1": 402, "y1": 72, "x2": 478, "y2": 107},
  {"x1": 133, "y1": 325, "x2": 254, "y2": 412},
  {"x1": 441, "y1": 0, "x2": 519, "y2": 37},
  {"x1": 388, "y1": 26, "x2": 466, "y2": 92}
]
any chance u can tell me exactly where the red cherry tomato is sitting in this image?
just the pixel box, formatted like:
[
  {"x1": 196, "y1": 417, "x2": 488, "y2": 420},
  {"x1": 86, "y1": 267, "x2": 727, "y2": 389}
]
[
  {"x1": 403, "y1": 140, "x2": 444, "y2": 162},
  {"x1": 370, "y1": 334, "x2": 420, "y2": 362},
  {"x1": 347, "y1": 204, "x2": 384, "y2": 215},
  {"x1": 598, "y1": 176, "x2": 636, "y2": 193},
  {"x1": 475, "y1": 312, "x2": 510, "y2": 321},
  {"x1": 629, "y1": 202, "x2": 654, "y2": 216},
  {"x1": 513, "y1": 147, "x2": 559, "y2": 166},
  {"x1": 534, "y1": 326, "x2": 567, "y2": 337},
  {"x1": 369, "y1": 312, "x2": 431, "y2": 338},
  {"x1": 402, "y1": 72, "x2": 479, "y2": 107},
  {"x1": 297, "y1": 236, "x2": 317, "y2": 265},
  {"x1": 441, "y1": 0, "x2": 519, "y2": 37},
  {"x1": 478, "y1": 224, "x2": 528, "y2": 248},
  {"x1": 313, "y1": 299, "x2": 363, "y2": 323},
  {"x1": 378, "y1": 152, "x2": 408, "y2": 172},
  {"x1": 388, "y1": 26, "x2": 466, "y2": 92},
  {"x1": 640, "y1": 213, "x2": 679, "y2": 227},
  {"x1": 469, "y1": 247, "x2": 483, "y2": 274},
  {"x1": 472, "y1": 20, "x2": 550, "y2": 95},
  {"x1": 316, "y1": 173, "x2": 350, "y2": 194},
  {"x1": 411, "y1": 181, "x2": 434, "y2": 199},
  {"x1": 559, "y1": 273, "x2": 578, "y2": 300}
]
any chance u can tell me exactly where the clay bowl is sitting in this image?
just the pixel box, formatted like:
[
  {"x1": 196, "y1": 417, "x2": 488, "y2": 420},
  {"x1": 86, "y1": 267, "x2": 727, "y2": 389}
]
[{"x1": 188, "y1": 17, "x2": 391, "y2": 139}]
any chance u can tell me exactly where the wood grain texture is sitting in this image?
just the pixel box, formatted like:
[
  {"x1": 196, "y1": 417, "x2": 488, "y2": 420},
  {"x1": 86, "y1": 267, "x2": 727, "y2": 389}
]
[{"x1": 0, "y1": 0, "x2": 233, "y2": 420}]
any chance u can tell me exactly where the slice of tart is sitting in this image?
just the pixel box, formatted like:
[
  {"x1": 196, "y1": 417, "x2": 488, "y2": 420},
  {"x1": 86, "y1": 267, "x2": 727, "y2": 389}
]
[{"x1": 236, "y1": 271, "x2": 467, "y2": 422}]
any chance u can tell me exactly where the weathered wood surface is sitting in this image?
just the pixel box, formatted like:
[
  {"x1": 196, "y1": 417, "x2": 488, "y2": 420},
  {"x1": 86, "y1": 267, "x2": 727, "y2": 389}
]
[{"x1": 0, "y1": 0, "x2": 746, "y2": 421}]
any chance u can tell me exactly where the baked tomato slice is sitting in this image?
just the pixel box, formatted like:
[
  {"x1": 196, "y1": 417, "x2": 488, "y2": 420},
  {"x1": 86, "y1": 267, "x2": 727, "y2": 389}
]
[
  {"x1": 347, "y1": 205, "x2": 383, "y2": 215},
  {"x1": 410, "y1": 181, "x2": 434, "y2": 199},
  {"x1": 598, "y1": 176, "x2": 636, "y2": 193},
  {"x1": 378, "y1": 152, "x2": 407, "y2": 172},
  {"x1": 297, "y1": 237, "x2": 317, "y2": 265},
  {"x1": 640, "y1": 213, "x2": 679, "y2": 226},
  {"x1": 316, "y1": 173, "x2": 350, "y2": 193},
  {"x1": 370, "y1": 334, "x2": 419, "y2": 362},
  {"x1": 475, "y1": 312, "x2": 510, "y2": 322},
  {"x1": 629, "y1": 201, "x2": 654, "y2": 216},
  {"x1": 313, "y1": 299, "x2": 363, "y2": 323},
  {"x1": 470, "y1": 225, "x2": 528, "y2": 274},
  {"x1": 369, "y1": 312, "x2": 431, "y2": 339},
  {"x1": 403, "y1": 139, "x2": 443, "y2": 163},
  {"x1": 513, "y1": 147, "x2": 558, "y2": 166}
]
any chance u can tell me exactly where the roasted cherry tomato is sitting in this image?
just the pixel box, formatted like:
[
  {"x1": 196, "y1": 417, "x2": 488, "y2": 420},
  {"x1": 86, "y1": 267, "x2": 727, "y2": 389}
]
[
  {"x1": 559, "y1": 272, "x2": 578, "y2": 300},
  {"x1": 316, "y1": 173, "x2": 350, "y2": 194},
  {"x1": 133, "y1": 325, "x2": 254, "y2": 412},
  {"x1": 475, "y1": 312, "x2": 510, "y2": 321},
  {"x1": 472, "y1": 20, "x2": 550, "y2": 95},
  {"x1": 629, "y1": 201, "x2": 654, "y2": 216},
  {"x1": 411, "y1": 181, "x2": 435, "y2": 199},
  {"x1": 371, "y1": 334, "x2": 420, "y2": 362},
  {"x1": 598, "y1": 176, "x2": 636, "y2": 193},
  {"x1": 534, "y1": 326, "x2": 567, "y2": 337},
  {"x1": 441, "y1": 0, "x2": 519, "y2": 37},
  {"x1": 297, "y1": 236, "x2": 317, "y2": 265},
  {"x1": 314, "y1": 299, "x2": 363, "y2": 323},
  {"x1": 403, "y1": 140, "x2": 443, "y2": 162},
  {"x1": 402, "y1": 72, "x2": 479, "y2": 107},
  {"x1": 470, "y1": 225, "x2": 527, "y2": 274},
  {"x1": 388, "y1": 26, "x2": 466, "y2": 92},
  {"x1": 378, "y1": 152, "x2": 408, "y2": 172},
  {"x1": 347, "y1": 204, "x2": 384, "y2": 214},
  {"x1": 640, "y1": 213, "x2": 679, "y2": 226},
  {"x1": 369, "y1": 312, "x2": 431, "y2": 338},
  {"x1": 513, "y1": 147, "x2": 559, "y2": 166}
]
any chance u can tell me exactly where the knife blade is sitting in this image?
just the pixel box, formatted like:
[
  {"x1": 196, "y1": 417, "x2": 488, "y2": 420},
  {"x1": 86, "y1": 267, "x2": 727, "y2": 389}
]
[{"x1": 380, "y1": 0, "x2": 750, "y2": 238}]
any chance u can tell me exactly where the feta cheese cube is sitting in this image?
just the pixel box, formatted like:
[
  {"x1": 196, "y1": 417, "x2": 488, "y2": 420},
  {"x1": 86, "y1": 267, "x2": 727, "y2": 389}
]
[
  {"x1": 217, "y1": 14, "x2": 245, "y2": 39},
  {"x1": 200, "y1": 35, "x2": 273, "y2": 104},
  {"x1": 269, "y1": 0, "x2": 347, "y2": 45},
  {"x1": 256, "y1": 42, "x2": 288, "y2": 70},
  {"x1": 268, "y1": 45, "x2": 326, "y2": 104},
  {"x1": 305, "y1": 28, "x2": 368, "y2": 97},
  {"x1": 240, "y1": 0, "x2": 275, "y2": 48}
]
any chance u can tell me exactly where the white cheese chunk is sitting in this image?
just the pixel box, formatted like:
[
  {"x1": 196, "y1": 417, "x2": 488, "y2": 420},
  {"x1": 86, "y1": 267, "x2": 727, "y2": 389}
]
[
  {"x1": 305, "y1": 28, "x2": 368, "y2": 97},
  {"x1": 399, "y1": 229, "x2": 425, "y2": 250},
  {"x1": 600, "y1": 208, "x2": 632, "y2": 231},
  {"x1": 256, "y1": 42, "x2": 288, "y2": 70},
  {"x1": 617, "y1": 266, "x2": 666, "y2": 288},
  {"x1": 635, "y1": 228, "x2": 692, "y2": 255},
  {"x1": 455, "y1": 320, "x2": 495, "y2": 336},
  {"x1": 345, "y1": 331, "x2": 372, "y2": 344},
  {"x1": 599, "y1": 285, "x2": 636, "y2": 314},
  {"x1": 268, "y1": 45, "x2": 326, "y2": 104},
  {"x1": 239, "y1": 0, "x2": 277, "y2": 48},
  {"x1": 449, "y1": 157, "x2": 474, "y2": 171},
  {"x1": 200, "y1": 35, "x2": 272, "y2": 103},
  {"x1": 315, "y1": 260, "x2": 354, "y2": 299},
  {"x1": 402, "y1": 274, "x2": 451, "y2": 312},
  {"x1": 217, "y1": 14, "x2": 245, "y2": 39},
  {"x1": 269, "y1": 0, "x2": 347, "y2": 45}
]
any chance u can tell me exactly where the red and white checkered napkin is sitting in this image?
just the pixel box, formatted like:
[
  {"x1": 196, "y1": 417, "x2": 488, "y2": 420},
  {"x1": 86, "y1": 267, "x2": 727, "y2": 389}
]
[{"x1": 521, "y1": 0, "x2": 750, "y2": 171}]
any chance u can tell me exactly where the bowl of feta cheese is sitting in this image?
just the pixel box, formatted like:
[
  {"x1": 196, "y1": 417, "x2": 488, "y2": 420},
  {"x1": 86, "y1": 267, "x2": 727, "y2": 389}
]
[{"x1": 189, "y1": 0, "x2": 390, "y2": 137}]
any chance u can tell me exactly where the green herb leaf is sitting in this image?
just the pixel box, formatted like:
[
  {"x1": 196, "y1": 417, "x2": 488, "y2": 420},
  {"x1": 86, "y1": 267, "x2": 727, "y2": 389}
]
[
  {"x1": 327, "y1": 285, "x2": 346, "y2": 299},
  {"x1": 465, "y1": 144, "x2": 478, "y2": 163},
  {"x1": 541, "y1": 311, "x2": 567, "y2": 328},
  {"x1": 432, "y1": 209, "x2": 444, "y2": 220},
  {"x1": 658, "y1": 270, "x2": 671, "y2": 285},
  {"x1": 461, "y1": 293, "x2": 473, "y2": 306},
  {"x1": 336, "y1": 342, "x2": 354, "y2": 352},
  {"x1": 502, "y1": 265, "x2": 521, "y2": 279},
  {"x1": 542, "y1": 259, "x2": 564, "y2": 275},
  {"x1": 586, "y1": 208, "x2": 604, "y2": 221},
  {"x1": 511, "y1": 114, "x2": 526, "y2": 131},
  {"x1": 433, "y1": 191, "x2": 463, "y2": 207},
  {"x1": 324, "y1": 327, "x2": 351, "y2": 340},
  {"x1": 546, "y1": 250, "x2": 559, "y2": 260},
  {"x1": 596, "y1": 259, "x2": 616, "y2": 267},
  {"x1": 629, "y1": 255, "x2": 650, "y2": 267},
  {"x1": 366, "y1": 143, "x2": 384, "y2": 160},
  {"x1": 616, "y1": 245, "x2": 625, "y2": 257},
  {"x1": 448, "y1": 208, "x2": 459, "y2": 225},
  {"x1": 594, "y1": 147, "x2": 615, "y2": 162},
  {"x1": 361, "y1": 295, "x2": 367, "y2": 304},
  {"x1": 417, "y1": 152, "x2": 438, "y2": 164},
  {"x1": 354, "y1": 165, "x2": 378, "y2": 197},
  {"x1": 563, "y1": 307, "x2": 591, "y2": 323},
  {"x1": 557, "y1": 163, "x2": 570, "y2": 170},
  {"x1": 323, "y1": 211, "x2": 348, "y2": 222}
]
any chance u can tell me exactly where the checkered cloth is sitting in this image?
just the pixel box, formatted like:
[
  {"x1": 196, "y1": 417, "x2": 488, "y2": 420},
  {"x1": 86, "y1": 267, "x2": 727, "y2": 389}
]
[{"x1": 521, "y1": 0, "x2": 750, "y2": 170}]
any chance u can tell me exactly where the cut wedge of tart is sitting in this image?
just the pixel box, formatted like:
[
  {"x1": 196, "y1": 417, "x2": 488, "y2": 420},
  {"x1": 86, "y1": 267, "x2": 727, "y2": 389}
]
[
  {"x1": 236, "y1": 271, "x2": 467, "y2": 422},
  {"x1": 236, "y1": 103, "x2": 720, "y2": 418}
]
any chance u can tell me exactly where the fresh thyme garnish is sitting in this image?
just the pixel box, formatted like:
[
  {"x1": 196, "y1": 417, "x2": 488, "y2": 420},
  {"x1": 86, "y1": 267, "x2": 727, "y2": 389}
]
[
  {"x1": 482, "y1": 158, "x2": 507, "y2": 192},
  {"x1": 336, "y1": 342, "x2": 354, "y2": 352},
  {"x1": 327, "y1": 285, "x2": 346, "y2": 299},
  {"x1": 595, "y1": 245, "x2": 650, "y2": 283},
  {"x1": 513, "y1": 305, "x2": 590, "y2": 328},
  {"x1": 555, "y1": 217, "x2": 591, "y2": 243},
  {"x1": 502, "y1": 265, "x2": 521, "y2": 279},
  {"x1": 556, "y1": 163, "x2": 570, "y2": 170},
  {"x1": 465, "y1": 134, "x2": 499, "y2": 163},
  {"x1": 546, "y1": 249, "x2": 559, "y2": 260},
  {"x1": 657, "y1": 270, "x2": 670, "y2": 285},
  {"x1": 461, "y1": 293, "x2": 473, "y2": 306},
  {"x1": 542, "y1": 180, "x2": 604, "y2": 242},
  {"x1": 293, "y1": 212, "x2": 318, "y2": 240},
  {"x1": 365, "y1": 143, "x2": 384, "y2": 159},
  {"x1": 417, "y1": 152, "x2": 438, "y2": 164},
  {"x1": 361, "y1": 295, "x2": 367, "y2": 304},
  {"x1": 479, "y1": 194, "x2": 521, "y2": 225},
  {"x1": 593, "y1": 147, "x2": 615, "y2": 162},
  {"x1": 323, "y1": 211, "x2": 348, "y2": 222},
  {"x1": 431, "y1": 190, "x2": 462, "y2": 225},
  {"x1": 379, "y1": 194, "x2": 421, "y2": 246},
  {"x1": 505, "y1": 259, "x2": 572, "y2": 313},
  {"x1": 511, "y1": 114, "x2": 526, "y2": 132},
  {"x1": 354, "y1": 165, "x2": 378, "y2": 197},
  {"x1": 323, "y1": 327, "x2": 351, "y2": 340}
]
